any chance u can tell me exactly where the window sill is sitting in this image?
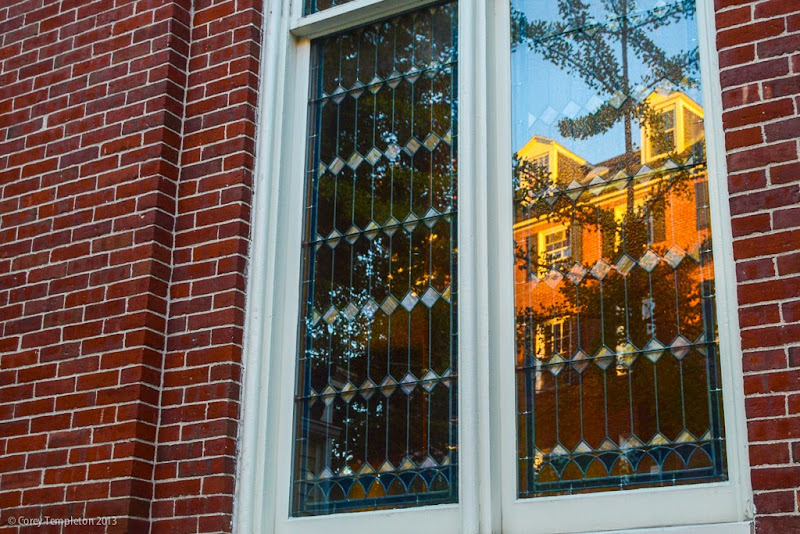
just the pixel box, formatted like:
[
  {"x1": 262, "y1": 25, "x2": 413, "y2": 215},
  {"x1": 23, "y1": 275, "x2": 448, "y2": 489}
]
[{"x1": 604, "y1": 521, "x2": 752, "y2": 534}]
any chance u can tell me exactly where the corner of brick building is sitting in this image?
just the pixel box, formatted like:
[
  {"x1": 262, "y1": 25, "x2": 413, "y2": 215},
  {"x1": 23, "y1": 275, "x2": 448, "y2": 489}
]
[{"x1": 0, "y1": 0, "x2": 261, "y2": 532}]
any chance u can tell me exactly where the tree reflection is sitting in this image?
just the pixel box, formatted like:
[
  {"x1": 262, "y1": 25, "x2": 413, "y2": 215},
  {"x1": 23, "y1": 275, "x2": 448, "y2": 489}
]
[
  {"x1": 293, "y1": 4, "x2": 460, "y2": 516},
  {"x1": 511, "y1": 0, "x2": 724, "y2": 496},
  {"x1": 511, "y1": 0, "x2": 699, "y2": 151}
]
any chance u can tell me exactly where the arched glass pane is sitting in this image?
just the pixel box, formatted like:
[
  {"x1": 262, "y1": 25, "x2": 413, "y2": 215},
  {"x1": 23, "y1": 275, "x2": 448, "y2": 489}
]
[
  {"x1": 510, "y1": 0, "x2": 726, "y2": 497},
  {"x1": 292, "y1": 2, "x2": 459, "y2": 516}
]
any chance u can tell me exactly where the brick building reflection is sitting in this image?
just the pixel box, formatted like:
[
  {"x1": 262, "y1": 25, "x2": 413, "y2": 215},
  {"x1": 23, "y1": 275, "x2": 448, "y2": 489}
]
[{"x1": 513, "y1": 90, "x2": 726, "y2": 495}]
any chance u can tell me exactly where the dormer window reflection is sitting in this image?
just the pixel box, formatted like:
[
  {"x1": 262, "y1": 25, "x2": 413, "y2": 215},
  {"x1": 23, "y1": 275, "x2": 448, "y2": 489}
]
[
  {"x1": 641, "y1": 92, "x2": 705, "y2": 164},
  {"x1": 652, "y1": 106, "x2": 676, "y2": 156}
]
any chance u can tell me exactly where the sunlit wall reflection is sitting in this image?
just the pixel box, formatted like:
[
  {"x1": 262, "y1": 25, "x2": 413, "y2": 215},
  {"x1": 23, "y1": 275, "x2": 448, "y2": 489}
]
[{"x1": 511, "y1": 0, "x2": 726, "y2": 497}]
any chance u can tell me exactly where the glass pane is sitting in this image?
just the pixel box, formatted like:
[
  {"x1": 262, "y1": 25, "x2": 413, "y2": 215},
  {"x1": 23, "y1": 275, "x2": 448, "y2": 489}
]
[
  {"x1": 510, "y1": 0, "x2": 726, "y2": 497},
  {"x1": 292, "y1": 3, "x2": 459, "y2": 516}
]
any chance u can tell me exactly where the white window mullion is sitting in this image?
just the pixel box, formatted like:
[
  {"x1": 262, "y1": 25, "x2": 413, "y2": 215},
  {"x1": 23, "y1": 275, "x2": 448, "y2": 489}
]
[
  {"x1": 485, "y1": 0, "x2": 521, "y2": 529},
  {"x1": 485, "y1": 0, "x2": 516, "y2": 531},
  {"x1": 456, "y1": 0, "x2": 493, "y2": 529}
]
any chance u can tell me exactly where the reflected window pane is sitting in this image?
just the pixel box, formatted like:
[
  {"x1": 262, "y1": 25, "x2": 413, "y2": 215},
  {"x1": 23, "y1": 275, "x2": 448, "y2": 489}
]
[
  {"x1": 292, "y1": 3, "x2": 459, "y2": 516},
  {"x1": 511, "y1": 0, "x2": 726, "y2": 497}
]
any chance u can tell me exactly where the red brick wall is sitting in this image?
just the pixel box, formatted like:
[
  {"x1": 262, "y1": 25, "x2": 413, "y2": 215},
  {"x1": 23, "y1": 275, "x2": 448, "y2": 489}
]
[
  {"x1": 1, "y1": 0, "x2": 799, "y2": 532},
  {"x1": 0, "y1": 0, "x2": 260, "y2": 532},
  {"x1": 715, "y1": 0, "x2": 800, "y2": 532},
  {"x1": 153, "y1": 0, "x2": 259, "y2": 530}
]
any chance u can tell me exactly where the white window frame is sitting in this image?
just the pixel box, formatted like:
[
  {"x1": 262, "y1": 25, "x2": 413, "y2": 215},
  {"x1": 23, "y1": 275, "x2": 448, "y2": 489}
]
[{"x1": 235, "y1": 0, "x2": 754, "y2": 532}]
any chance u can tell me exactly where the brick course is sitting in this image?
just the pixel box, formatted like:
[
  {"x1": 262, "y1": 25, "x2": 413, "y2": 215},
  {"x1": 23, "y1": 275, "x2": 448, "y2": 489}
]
[
  {"x1": 0, "y1": 0, "x2": 260, "y2": 532},
  {"x1": 0, "y1": 0, "x2": 798, "y2": 533},
  {"x1": 716, "y1": 0, "x2": 800, "y2": 532}
]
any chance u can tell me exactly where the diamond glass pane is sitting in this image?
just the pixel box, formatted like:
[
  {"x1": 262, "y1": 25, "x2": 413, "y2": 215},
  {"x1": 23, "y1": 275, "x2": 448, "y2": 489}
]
[
  {"x1": 293, "y1": 3, "x2": 459, "y2": 516},
  {"x1": 511, "y1": 0, "x2": 726, "y2": 498}
]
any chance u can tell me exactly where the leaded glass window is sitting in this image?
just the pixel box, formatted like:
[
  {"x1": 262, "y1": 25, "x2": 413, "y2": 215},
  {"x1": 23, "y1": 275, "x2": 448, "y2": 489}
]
[
  {"x1": 292, "y1": 2, "x2": 459, "y2": 516},
  {"x1": 511, "y1": 0, "x2": 726, "y2": 497}
]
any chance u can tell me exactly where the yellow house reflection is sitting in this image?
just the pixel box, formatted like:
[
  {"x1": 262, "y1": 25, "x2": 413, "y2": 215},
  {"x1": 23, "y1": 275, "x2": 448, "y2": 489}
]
[{"x1": 513, "y1": 90, "x2": 722, "y2": 495}]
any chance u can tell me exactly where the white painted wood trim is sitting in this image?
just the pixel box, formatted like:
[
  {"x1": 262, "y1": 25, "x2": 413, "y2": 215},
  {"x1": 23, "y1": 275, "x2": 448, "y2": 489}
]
[
  {"x1": 291, "y1": 0, "x2": 445, "y2": 39},
  {"x1": 486, "y1": 0, "x2": 518, "y2": 530},
  {"x1": 696, "y1": 0, "x2": 754, "y2": 520},
  {"x1": 234, "y1": 0, "x2": 294, "y2": 529},
  {"x1": 457, "y1": 0, "x2": 491, "y2": 530},
  {"x1": 486, "y1": 0, "x2": 514, "y2": 531},
  {"x1": 605, "y1": 521, "x2": 753, "y2": 534},
  {"x1": 271, "y1": 37, "x2": 313, "y2": 534},
  {"x1": 504, "y1": 482, "x2": 747, "y2": 534},
  {"x1": 280, "y1": 504, "x2": 460, "y2": 534}
]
